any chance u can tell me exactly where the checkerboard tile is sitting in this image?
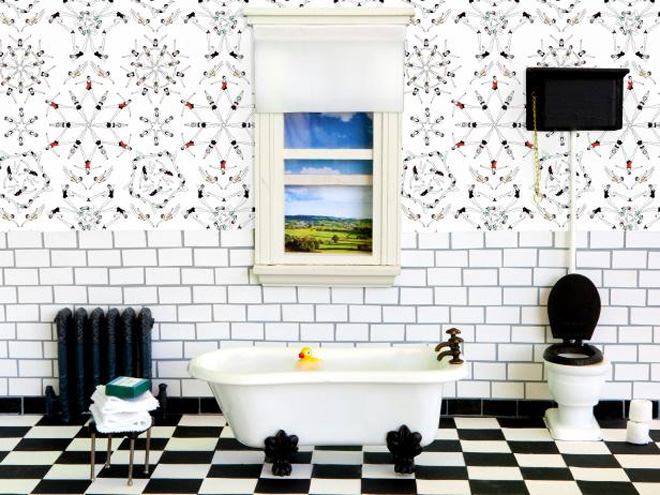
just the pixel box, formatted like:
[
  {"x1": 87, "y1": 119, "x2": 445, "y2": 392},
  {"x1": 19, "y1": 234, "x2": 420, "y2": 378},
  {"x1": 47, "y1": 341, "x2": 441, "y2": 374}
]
[{"x1": 0, "y1": 415, "x2": 658, "y2": 494}]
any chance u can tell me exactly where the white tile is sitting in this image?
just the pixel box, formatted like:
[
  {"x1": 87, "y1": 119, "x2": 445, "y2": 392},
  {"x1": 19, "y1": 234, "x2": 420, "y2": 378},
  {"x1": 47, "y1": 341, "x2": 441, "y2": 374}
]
[
  {"x1": 311, "y1": 450, "x2": 363, "y2": 465},
  {"x1": 555, "y1": 441, "x2": 611, "y2": 455},
  {"x1": 7, "y1": 231, "x2": 42, "y2": 248},
  {"x1": 86, "y1": 478, "x2": 149, "y2": 494},
  {"x1": 211, "y1": 450, "x2": 265, "y2": 464},
  {"x1": 0, "y1": 479, "x2": 40, "y2": 494},
  {"x1": 502, "y1": 428, "x2": 552, "y2": 442},
  {"x1": 150, "y1": 463, "x2": 211, "y2": 479},
  {"x1": 416, "y1": 452, "x2": 465, "y2": 466},
  {"x1": 435, "y1": 250, "x2": 468, "y2": 267},
  {"x1": 525, "y1": 480, "x2": 582, "y2": 495},
  {"x1": 451, "y1": 232, "x2": 484, "y2": 249},
  {"x1": 514, "y1": 453, "x2": 566, "y2": 468},
  {"x1": 164, "y1": 437, "x2": 218, "y2": 451},
  {"x1": 44, "y1": 464, "x2": 97, "y2": 480},
  {"x1": 454, "y1": 417, "x2": 501, "y2": 429},
  {"x1": 113, "y1": 231, "x2": 147, "y2": 248},
  {"x1": 615, "y1": 455, "x2": 660, "y2": 469},
  {"x1": 147, "y1": 230, "x2": 182, "y2": 247},
  {"x1": 199, "y1": 478, "x2": 257, "y2": 495},
  {"x1": 362, "y1": 463, "x2": 414, "y2": 479},
  {"x1": 0, "y1": 450, "x2": 61, "y2": 465},
  {"x1": 416, "y1": 480, "x2": 471, "y2": 495},
  {"x1": 309, "y1": 478, "x2": 362, "y2": 495},
  {"x1": 569, "y1": 467, "x2": 629, "y2": 482}
]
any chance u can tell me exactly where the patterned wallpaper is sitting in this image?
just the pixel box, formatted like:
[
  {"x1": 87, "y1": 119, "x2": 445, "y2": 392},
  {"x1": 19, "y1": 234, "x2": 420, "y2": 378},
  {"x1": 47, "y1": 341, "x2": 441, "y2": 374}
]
[{"x1": 0, "y1": 0, "x2": 659, "y2": 231}]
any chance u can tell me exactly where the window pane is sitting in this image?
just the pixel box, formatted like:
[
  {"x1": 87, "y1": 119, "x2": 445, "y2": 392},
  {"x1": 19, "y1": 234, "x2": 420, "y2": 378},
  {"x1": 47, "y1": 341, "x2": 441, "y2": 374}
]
[
  {"x1": 285, "y1": 185, "x2": 372, "y2": 254},
  {"x1": 285, "y1": 159, "x2": 373, "y2": 175},
  {"x1": 284, "y1": 113, "x2": 373, "y2": 149}
]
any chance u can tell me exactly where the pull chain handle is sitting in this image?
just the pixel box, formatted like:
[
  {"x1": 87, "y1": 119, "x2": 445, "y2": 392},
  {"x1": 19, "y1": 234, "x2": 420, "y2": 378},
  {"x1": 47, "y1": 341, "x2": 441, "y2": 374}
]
[{"x1": 532, "y1": 92, "x2": 543, "y2": 205}]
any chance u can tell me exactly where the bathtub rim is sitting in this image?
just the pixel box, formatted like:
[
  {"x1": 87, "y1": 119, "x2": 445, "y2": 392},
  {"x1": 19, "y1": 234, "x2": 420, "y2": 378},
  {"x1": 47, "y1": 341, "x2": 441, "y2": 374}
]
[{"x1": 188, "y1": 346, "x2": 468, "y2": 386}]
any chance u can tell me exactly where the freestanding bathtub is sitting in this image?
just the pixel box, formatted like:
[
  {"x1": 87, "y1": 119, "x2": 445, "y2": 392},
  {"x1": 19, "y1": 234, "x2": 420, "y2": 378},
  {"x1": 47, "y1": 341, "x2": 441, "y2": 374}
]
[{"x1": 189, "y1": 345, "x2": 467, "y2": 474}]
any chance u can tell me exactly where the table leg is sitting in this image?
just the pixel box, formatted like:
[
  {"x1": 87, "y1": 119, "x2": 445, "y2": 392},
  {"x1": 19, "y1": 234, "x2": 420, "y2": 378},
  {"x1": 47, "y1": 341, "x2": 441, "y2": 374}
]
[
  {"x1": 90, "y1": 431, "x2": 96, "y2": 481},
  {"x1": 105, "y1": 435, "x2": 112, "y2": 468},
  {"x1": 144, "y1": 427, "x2": 151, "y2": 475},
  {"x1": 127, "y1": 437, "x2": 135, "y2": 487}
]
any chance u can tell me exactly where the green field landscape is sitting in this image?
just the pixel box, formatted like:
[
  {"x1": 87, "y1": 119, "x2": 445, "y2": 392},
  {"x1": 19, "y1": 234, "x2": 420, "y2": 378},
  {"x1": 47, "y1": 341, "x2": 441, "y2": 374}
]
[{"x1": 285, "y1": 216, "x2": 372, "y2": 254}]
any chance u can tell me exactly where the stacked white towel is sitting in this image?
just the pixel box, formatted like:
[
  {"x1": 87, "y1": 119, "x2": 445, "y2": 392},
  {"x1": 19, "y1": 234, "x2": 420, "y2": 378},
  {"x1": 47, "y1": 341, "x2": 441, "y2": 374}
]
[{"x1": 90, "y1": 385, "x2": 158, "y2": 433}]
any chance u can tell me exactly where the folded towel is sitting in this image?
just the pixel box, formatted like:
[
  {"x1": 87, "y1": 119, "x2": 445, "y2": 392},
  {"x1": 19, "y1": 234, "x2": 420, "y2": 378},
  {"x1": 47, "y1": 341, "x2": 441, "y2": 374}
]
[
  {"x1": 90, "y1": 404, "x2": 152, "y2": 434},
  {"x1": 91, "y1": 386, "x2": 159, "y2": 414}
]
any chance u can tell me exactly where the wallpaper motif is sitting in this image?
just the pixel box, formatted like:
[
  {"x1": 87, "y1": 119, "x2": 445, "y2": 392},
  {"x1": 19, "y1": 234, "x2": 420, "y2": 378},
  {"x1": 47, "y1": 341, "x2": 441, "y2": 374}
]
[{"x1": 0, "y1": 0, "x2": 659, "y2": 231}]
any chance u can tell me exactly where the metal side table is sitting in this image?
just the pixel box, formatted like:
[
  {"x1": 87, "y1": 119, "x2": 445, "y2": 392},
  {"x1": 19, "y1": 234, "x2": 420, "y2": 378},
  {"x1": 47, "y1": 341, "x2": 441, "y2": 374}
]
[{"x1": 89, "y1": 417, "x2": 153, "y2": 486}]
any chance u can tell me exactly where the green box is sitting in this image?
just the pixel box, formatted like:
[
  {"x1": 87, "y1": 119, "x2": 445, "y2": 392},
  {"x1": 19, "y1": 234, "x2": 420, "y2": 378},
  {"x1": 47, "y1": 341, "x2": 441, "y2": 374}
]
[{"x1": 105, "y1": 376, "x2": 151, "y2": 399}]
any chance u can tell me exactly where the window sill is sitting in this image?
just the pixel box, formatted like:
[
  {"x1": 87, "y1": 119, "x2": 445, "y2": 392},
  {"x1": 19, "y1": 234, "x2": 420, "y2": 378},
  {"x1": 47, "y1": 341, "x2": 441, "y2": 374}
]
[{"x1": 252, "y1": 264, "x2": 400, "y2": 287}]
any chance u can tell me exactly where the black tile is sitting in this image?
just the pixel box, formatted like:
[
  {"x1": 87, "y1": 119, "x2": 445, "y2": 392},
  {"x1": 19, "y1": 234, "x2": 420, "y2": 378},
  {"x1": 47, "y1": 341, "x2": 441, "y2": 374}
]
[
  {"x1": 166, "y1": 398, "x2": 200, "y2": 415},
  {"x1": 314, "y1": 445, "x2": 362, "y2": 451},
  {"x1": 0, "y1": 452, "x2": 7, "y2": 463},
  {"x1": 144, "y1": 478, "x2": 203, "y2": 494},
  {"x1": 0, "y1": 398, "x2": 21, "y2": 414},
  {"x1": 207, "y1": 464, "x2": 264, "y2": 478},
  {"x1": 14, "y1": 438, "x2": 72, "y2": 451},
  {"x1": 153, "y1": 414, "x2": 182, "y2": 427},
  {"x1": 483, "y1": 400, "x2": 517, "y2": 418},
  {"x1": 117, "y1": 437, "x2": 168, "y2": 451},
  {"x1": 0, "y1": 426, "x2": 31, "y2": 438},
  {"x1": 508, "y1": 441, "x2": 559, "y2": 454},
  {"x1": 32, "y1": 479, "x2": 92, "y2": 494},
  {"x1": 598, "y1": 419, "x2": 628, "y2": 429},
  {"x1": 55, "y1": 450, "x2": 109, "y2": 464},
  {"x1": 651, "y1": 430, "x2": 660, "y2": 442},
  {"x1": 469, "y1": 480, "x2": 529, "y2": 495},
  {"x1": 217, "y1": 438, "x2": 262, "y2": 451},
  {"x1": 98, "y1": 463, "x2": 152, "y2": 479},
  {"x1": 361, "y1": 478, "x2": 417, "y2": 494},
  {"x1": 363, "y1": 452, "x2": 393, "y2": 465},
  {"x1": 23, "y1": 397, "x2": 46, "y2": 415},
  {"x1": 293, "y1": 451, "x2": 313, "y2": 464},
  {"x1": 425, "y1": 440, "x2": 462, "y2": 452},
  {"x1": 457, "y1": 429, "x2": 505, "y2": 441},
  {"x1": 562, "y1": 453, "x2": 621, "y2": 468},
  {"x1": 520, "y1": 467, "x2": 573, "y2": 480},
  {"x1": 36, "y1": 415, "x2": 89, "y2": 427},
  {"x1": 159, "y1": 450, "x2": 215, "y2": 464},
  {"x1": 606, "y1": 441, "x2": 660, "y2": 455},
  {"x1": 312, "y1": 464, "x2": 361, "y2": 479},
  {"x1": 0, "y1": 465, "x2": 51, "y2": 479},
  {"x1": 439, "y1": 417, "x2": 456, "y2": 429},
  {"x1": 415, "y1": 465, "x2": 468, "y2": 480},
  {"x1": 518, "y1": 400, "x2": 554, "y2": 418},
  {"x1": 254, "y1": 478, "x2": 311, "y2": 494},
  {"x1": 498, "y1": 417, "x2": 546, "y2": 429},
  {"x1": 625, "y1": 468, "x2": 660, "y2": 482},
  {"x1": 463, "y1": 453, "x2": 518, "y2": 467},
  {"x1": 447, "y1": 399, "x2": 482, "y2": 416},
  {"x1": 172, "y1": 426, "x2": 223, "y2": 438},
  {"x1": 595, "y1": 400, "x2": 625, "y2": 420},
  {"x1": 577, "y1": 481, "x2": 638, "y2": 495},
  {"x1": 200, "y1": 398, "x2": 221, "y2": 414}
]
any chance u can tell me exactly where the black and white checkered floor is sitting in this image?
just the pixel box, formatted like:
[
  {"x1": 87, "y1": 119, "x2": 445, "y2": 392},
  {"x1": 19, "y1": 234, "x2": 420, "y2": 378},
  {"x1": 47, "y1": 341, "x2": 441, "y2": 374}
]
[{"x1": 0, "y1": 414, "x2": 659, "y2": 495}]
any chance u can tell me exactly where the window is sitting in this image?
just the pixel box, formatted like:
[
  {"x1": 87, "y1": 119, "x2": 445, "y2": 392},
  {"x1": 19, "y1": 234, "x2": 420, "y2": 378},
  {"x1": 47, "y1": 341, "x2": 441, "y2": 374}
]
[{"x1": 246, "y1": 8, "x2": 413, "y2": 286}]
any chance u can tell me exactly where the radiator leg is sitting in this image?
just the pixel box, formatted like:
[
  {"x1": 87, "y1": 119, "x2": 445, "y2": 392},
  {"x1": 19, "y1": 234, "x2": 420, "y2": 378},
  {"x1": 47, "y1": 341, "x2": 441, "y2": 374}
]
[
  {"x1": 386, "y1": 425, "x2": 423, "y2": 474},
  {"x1": 127, "y1": 436, "x2": 135, "y2": 486},
  {"x1": 105, "y1": 435, "x2": 112, "y2": 468},
  {"x1": 90, "y1": 430, "x2": 96, "y2": 481},
  {"x1": 264, "y1": 430, "x2": 299, "y2": 477},
  {"x1": 144, "y1": 425, "x2": 152, "y2": 474}
]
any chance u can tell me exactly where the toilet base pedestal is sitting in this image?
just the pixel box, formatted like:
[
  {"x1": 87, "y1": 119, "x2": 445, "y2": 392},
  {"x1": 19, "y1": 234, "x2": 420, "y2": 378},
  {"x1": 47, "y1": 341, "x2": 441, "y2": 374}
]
[{"x1": 544, "y1": 408, "x2": 603, "y2": 441}]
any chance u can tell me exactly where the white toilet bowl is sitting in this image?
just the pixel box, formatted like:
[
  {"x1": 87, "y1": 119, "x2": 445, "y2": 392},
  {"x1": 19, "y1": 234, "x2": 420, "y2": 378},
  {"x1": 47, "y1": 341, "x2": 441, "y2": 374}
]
[{"x1": 544, "y1": 357, "x2": 610, "y2": 441}]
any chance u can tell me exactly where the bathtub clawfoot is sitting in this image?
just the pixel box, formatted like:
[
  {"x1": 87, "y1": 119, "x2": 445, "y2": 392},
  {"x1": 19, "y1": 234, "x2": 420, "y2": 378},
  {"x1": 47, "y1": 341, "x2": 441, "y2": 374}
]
[
  {"x1": 264, "y1": 430, "x2": 299, "y2": 476},
  {"x1": 386, "y1": 425, "x2": 423, "y2": 474}
]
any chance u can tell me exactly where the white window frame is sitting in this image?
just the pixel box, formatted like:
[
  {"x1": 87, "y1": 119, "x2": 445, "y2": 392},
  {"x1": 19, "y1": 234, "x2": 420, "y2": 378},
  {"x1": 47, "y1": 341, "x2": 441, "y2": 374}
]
[{"x1": 247, "y1": 8, "x2": 411, "y2": 287}]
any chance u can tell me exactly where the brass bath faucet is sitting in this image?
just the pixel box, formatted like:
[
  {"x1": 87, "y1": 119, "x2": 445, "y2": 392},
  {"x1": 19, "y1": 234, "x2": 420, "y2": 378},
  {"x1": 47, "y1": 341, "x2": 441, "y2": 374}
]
[{"x1": 435, "y1": 328, "x2": 464, "y2": 365}]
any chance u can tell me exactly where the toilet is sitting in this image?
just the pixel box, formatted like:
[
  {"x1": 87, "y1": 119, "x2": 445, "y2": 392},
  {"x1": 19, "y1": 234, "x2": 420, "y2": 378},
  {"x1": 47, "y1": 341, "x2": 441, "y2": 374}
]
[{"x1": 543, "y1": 273, "x2": 610, "y2": 441}]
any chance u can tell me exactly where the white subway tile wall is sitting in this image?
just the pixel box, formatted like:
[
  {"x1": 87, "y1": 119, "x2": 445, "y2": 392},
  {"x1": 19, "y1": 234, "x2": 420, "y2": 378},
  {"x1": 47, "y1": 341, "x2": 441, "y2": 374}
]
[{"x1": 0, "y1": 230, "x2": 659, "y2": 401}]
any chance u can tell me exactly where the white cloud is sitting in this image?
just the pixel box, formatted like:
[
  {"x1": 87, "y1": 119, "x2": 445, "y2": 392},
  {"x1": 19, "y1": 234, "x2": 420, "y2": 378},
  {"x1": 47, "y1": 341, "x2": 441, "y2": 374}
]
[{"x1": 299, "y1": 166, "x2": 341, "y2": 175}]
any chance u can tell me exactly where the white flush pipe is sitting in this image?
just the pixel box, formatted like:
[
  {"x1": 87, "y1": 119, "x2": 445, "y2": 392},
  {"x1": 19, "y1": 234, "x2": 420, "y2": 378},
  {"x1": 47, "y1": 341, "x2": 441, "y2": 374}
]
[{"x1": 568, "y1": 130, "x2": 577, "y2": 274}]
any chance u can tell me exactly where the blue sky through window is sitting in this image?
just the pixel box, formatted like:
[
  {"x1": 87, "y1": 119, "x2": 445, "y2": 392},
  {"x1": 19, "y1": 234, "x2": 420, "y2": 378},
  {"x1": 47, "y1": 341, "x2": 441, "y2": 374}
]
[
  {"x1": 284, "y1": 159, "x2": 373, "y2": 175},
  {"x1": 284, "y1": 113, "x2": 373, "y2": 149}
]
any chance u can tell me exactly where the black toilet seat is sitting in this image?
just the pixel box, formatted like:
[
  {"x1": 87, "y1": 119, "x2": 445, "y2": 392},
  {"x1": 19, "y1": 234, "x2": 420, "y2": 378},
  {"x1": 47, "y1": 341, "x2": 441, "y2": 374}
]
[{"x1": 543, "y1": 342, "x2": 603, "y2": 366}]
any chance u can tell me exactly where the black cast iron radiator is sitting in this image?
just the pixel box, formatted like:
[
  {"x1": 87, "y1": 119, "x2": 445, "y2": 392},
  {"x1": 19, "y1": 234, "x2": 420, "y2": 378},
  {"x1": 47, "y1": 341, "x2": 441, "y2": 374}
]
[{"x1": 47, "y1": 307, "x2": 164, "y2": 423}]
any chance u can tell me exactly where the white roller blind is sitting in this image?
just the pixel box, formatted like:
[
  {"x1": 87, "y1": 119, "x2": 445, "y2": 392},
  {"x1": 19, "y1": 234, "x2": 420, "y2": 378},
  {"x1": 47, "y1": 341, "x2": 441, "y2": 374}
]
[{"x1": 252, "y1": 24, "x2": 407, "y2": 113}]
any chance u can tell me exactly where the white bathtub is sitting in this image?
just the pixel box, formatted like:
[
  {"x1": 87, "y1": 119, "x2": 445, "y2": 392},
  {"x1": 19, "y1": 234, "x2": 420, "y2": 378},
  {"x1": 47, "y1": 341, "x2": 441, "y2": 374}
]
[{"x1": 188, "y1": 346, "x2": 467, "y2": 448}]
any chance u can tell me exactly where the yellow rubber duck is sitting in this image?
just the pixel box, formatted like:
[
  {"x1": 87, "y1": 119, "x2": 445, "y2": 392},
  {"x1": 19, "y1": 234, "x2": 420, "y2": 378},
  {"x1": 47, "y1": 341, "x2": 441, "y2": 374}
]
[{"x1": 296, "y1": 347, "x2": 321, "y2": 371}]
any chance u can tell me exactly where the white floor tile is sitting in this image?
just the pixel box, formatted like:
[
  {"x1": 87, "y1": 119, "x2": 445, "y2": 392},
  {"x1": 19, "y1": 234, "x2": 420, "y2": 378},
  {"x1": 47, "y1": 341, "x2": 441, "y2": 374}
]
[
  {"x1": 211, "y1": 450, "x2": 265, "y2": 464},
  {"x1": 25, "y1": 426, "x2": 82, "y2": 438},
  {"x1": 569, "y1": 466, "x2": 630, "y2": 482},
  {"x1": 454, "y1": 417, "x2": 501, "y2": 429},
  {"x1": 150, "y1": 463, "x2": 211, "y2": 479},
  {"x1": 634, "y1": 482, "x2": 660, "y2": 495},
  {"x1": 163, "y1": 437, "x2": 217, "y2": 451},
  {"x1": 311, "y1": 450, "x2": 363, "y2": 465},
  {"x1": 85, "y1": 477, "x2": 148, "y2": 494},
  {"x1": 45, "y1": 463, "x2": 101, "y2": 480},
  {"x1": 602, "y1": 429, "x2": 628, "y2": 442},
  {"x1": 260, "y1": 463, "x2": 313, "y2": 479},
  {"x1": 467, "y1": 466, "x2": 523, "y2": 480},
  {"x1": 178, "y1": 415, "x2": 226, "y2": 427},
  {"x1": 514, "y1": 453, "x2": 566, "y2": 468},
  {"x1": 614, "y1": 454, "x2": 660, "y2": 469},
  {"x1": 460, "y1": 440, "x2": 511, "y2": 453},
  {"x1": 0, "y1": 450, "x2": 62, "y2": 465},
  {"x1": 0, "y1": 479, "x2": 40, "y2": 495},
  {"x1": 555, "y1": 441, "x2": 611, "y2": 455},
  {"x1": 417, "y1": 452, "x2": 466, "y2": 467},
  {"x1": 198, "y1": 477, "x2": 257, "y2": 494},
  {"x1": 361, "y1": 463, "x2": 415, "y2": 479},
  {"x1": 0, "y1": 438, "x2": 21, "y2": 450},
  {"x1": 502, "y1": 428, "x2": 553, "y2": 442},
  {"x1": 434, "y1": 429, "x2": 459, "y2": 440},
  {"x1": 0, "y1": 415, "x2": 42, "y2": 427},
  {"x1": 309, "y1": 478, "x2": 361, "y2": 495},
  {"x1": 416, "y1": 479, "x2": 471, "y2": 495}
]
